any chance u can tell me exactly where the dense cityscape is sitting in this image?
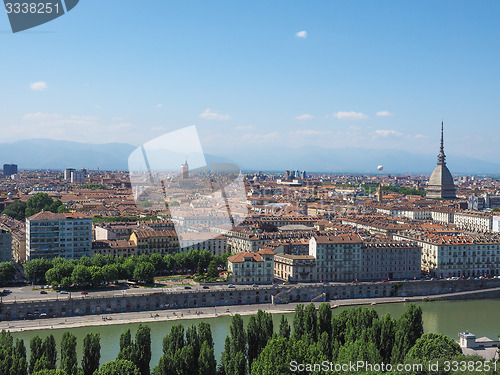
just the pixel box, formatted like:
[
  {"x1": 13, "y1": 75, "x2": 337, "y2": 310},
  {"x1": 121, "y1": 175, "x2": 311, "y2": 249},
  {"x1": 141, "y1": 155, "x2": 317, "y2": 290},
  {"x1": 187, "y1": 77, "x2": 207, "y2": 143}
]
[{"x1": 0, "y1": 125, "x2": 499, "y2": 374}]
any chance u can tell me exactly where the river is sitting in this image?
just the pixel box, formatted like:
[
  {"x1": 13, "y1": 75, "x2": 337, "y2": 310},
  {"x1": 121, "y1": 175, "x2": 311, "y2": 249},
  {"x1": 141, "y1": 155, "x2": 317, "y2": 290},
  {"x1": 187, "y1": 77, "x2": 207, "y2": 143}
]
[{"x1": 10, "y1": 299, "x2": 500, "y2": 368}]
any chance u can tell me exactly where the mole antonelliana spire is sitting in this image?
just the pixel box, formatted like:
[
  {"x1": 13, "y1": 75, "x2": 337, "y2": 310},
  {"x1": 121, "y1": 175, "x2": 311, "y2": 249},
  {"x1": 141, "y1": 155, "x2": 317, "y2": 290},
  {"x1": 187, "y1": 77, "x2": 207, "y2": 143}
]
[{"x1": 426, "y1": 121, "x2": 456, "y2": 199}]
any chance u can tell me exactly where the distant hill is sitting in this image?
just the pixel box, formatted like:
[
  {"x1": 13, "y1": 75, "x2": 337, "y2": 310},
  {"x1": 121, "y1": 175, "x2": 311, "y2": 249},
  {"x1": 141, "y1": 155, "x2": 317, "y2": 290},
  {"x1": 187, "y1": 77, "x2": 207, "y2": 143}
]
[
  {"x1": 1, "y1": 139, "x2": 499, "y2": 175},
  {"x1": 222, "y1": 146, "x2": 500, "y2": 175},
  {"x1": 0, "y1": 139, "x2": 135, "y2": 170}
]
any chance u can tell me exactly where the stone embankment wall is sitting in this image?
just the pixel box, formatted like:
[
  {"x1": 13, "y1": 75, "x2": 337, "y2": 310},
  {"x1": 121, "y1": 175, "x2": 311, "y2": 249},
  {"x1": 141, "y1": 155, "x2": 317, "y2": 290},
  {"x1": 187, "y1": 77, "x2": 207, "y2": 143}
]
[{"x1": 1, "y1": 279, "x2": 499, "y2": 321}]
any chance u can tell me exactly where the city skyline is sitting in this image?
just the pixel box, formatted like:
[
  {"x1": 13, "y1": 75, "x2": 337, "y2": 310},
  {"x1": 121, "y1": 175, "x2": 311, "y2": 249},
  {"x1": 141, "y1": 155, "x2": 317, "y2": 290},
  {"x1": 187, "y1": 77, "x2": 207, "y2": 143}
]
[{"x1": 1, "y1": 1, "x2": 500, "y2": 169}]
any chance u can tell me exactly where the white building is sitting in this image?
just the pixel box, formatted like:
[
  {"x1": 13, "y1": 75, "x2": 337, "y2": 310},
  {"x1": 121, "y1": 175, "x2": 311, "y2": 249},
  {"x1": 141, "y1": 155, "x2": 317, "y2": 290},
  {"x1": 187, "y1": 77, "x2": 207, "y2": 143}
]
[
  {"x1": 454, "y1": 211, "x2": 493, "y2": 232},
  {"x1": 178, "y1": 232, "x2": 227, "y2": 255},
  {"x1": 394, "y1": 230, "x2": 500, "y2": 278},
  {"x1": 26, "y1": 212, "x2": 92, "y2": 260}
]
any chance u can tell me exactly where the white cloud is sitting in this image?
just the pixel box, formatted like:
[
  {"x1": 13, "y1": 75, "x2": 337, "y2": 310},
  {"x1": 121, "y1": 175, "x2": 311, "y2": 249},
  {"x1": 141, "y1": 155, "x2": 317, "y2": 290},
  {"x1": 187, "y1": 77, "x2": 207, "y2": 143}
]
[
  {"x1": 156, "y1": 104, "x2": 164, "y2": 108},
  {"x1": 235, "y1": 125, "x2": 255, "y2": 131},
  {"x1": 29, "y1": 81, "x2": 48, "y2": 91},
  {"x1": 151, "y1": 126, "x2": 167, "y2": 131},
  {"x1": 199, "y1": 108, "x2": 231, "y2": 120},
  {"x1": 296, "y1": 31, "x2": 307, "y2": 38},
  {"x1": 333, "y1": 111, "x2": 368, "y2": 120},
  {"x1": 376, "y1": 110, "x2": 395, "y2": 117},
  {"x1": 415, "y1": 134, "x2": 429, "y2": 139},
  {"x1": 23, "y1": 112, "x2": 61, "y2": 120},
  {"x1": 373, "y1": 129, "x2": 403, "y2": 137},
  {"x1": 294, "y1": 114, "x2": 314, "y2": 120}
]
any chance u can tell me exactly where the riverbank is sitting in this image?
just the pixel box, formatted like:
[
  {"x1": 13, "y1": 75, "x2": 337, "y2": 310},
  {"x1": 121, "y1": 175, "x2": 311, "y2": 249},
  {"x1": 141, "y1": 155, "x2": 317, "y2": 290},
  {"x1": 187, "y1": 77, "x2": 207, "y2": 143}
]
[{"x1": 3, "y1": 286, "x2": 499, "y2": 333}]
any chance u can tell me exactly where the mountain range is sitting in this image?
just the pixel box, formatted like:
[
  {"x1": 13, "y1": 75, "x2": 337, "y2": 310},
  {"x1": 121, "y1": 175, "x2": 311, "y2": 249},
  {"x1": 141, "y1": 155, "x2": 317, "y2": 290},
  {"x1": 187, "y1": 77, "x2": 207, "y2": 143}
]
[{"x1": 1, "y1": 139, "x2": 499, "y2": 175}]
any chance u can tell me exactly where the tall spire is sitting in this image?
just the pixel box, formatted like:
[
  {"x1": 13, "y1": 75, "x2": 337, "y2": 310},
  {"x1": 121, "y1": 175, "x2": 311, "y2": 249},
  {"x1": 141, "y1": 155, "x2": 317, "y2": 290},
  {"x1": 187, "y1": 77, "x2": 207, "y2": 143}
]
[{"x1": 437, "y1": 120, "x2": 446, "y2": 165}]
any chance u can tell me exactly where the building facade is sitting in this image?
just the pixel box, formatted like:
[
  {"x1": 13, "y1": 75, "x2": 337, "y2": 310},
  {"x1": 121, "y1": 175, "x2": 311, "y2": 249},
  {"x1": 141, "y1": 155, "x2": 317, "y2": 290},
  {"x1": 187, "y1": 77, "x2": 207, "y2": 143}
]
[
  {"x1": 3, "y1": 164, "x2": 18, "y2": 177},
  {"x1": 227, "y1": 249, "x2": 275, "y2": 284},
  {"x1": 0, "y1": 229, "x2": 12, "y2": 263},
  {"x1": 26, "y1": 212, "x2": 92, "y2": 260},
  {"x1": 274, "y1": 254, "x2": 316, "y2": 282},
  {"x1": 394, "y1": 231, "x2": 500, "y2": 278}
]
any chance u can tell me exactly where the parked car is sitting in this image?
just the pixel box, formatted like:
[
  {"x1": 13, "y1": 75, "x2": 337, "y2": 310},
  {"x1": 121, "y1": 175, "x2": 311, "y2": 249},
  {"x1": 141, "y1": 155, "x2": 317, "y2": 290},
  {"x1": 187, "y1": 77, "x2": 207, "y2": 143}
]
[
  {"x1": 59, "y1": 291, "x2": 69, "y2": 294},
  {"x1": 184, "y1": 286, "x2": 192, "y2": 290},
  {"x1": 40, "y1": 290, "x2": 47, "y2": 294},
  {"x1": 81, "y1": 291, "x2": 88, "y2": 295},
  {"x1": 2, "y1": 290, "x2": 12, "y2": 294},
  {"x1": 202, "y1": 286, "x2": 210, "y2": 289},
  {"x1": 228, "y1": 284, "x2": 236, "y2": 288}
]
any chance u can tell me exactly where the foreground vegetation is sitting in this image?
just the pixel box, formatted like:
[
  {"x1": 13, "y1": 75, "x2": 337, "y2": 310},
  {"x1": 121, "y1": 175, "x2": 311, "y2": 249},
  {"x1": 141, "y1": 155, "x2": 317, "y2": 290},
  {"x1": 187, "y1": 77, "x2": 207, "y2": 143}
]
[{"x1": 0, "y1": 304, "x2": 495, "y2": 375}]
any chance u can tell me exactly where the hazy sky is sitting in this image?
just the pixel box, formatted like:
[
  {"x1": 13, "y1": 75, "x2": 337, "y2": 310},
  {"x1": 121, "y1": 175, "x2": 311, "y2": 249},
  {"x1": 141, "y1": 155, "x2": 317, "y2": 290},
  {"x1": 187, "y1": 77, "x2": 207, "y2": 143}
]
[{"x1": 1, "y1": 1, "x2": 499, "y2": 163}]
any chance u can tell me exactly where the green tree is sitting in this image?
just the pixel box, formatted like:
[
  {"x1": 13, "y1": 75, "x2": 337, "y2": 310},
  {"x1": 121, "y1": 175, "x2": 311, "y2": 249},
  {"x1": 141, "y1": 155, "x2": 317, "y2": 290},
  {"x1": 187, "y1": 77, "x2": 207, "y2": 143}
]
[
  {"x1": 392, "y1": 304, "x2": 424, "y2": 363},
  {"x1": 60, "y1": 332, "x2": 77, "y2": 375},
  {"x1": 186, "y1": 325, "x2": 200, "y2": 360},
  {"x1": 29, "y1": 336, "x2": 43, "y2": 373},
  {"x1": 303, "y1": 303, "x2": 318, "y2": 342},
  {"x1": 318, "y1": 302, "x2": 332, "y2": 337},
  {"x1": 378, "y1": 313, "x2": 396, "y2": 362},
  {"x1": 206, "y1": 260, "x2": 219, "y2": 280},
  {"x1": 1, "y1": 200, "x2": 26, "y2": 220},
  {"x1": 198, "y1": 340, "x2": 216, "y2": 375},
  {"x1": 0, "y1": 262, "x2": 16, "y2": 284},
  {"x1": 405, "y1": 333, "x2": 462, "y2": 362},
  {"x1": 250, "y1": 337, "x2": 292, "y2": 375},
  {"x1": 133, "y1": 263, "x2": 155, "y2": 284},
  {"x1": 71, "y1": 265, "x2": 92, "y2": 287},
  {"x1": 197, "y1": 322, "x2": 213, "y2": 349},
  {"x1": 95, "y1": 360, "x2": 140, "y2": 375},
  {"x1": 102, "y1": 264, "x2": 119, "y2": 283},
  {"x1": 31, "y1": 370, "x2": 68, "y2": 375},
  {"x1": 42, "y1": 335, "x2": 57, "y2": 370},
  {"x1": 82, "y1": 333, "x2": 100, "y2": 375},
  {"x1": 247, "y1": 310, "x2": 273, "y2": 370},
  {"x1": 133, "y1": 325, "x2": 151, "y2": 375},
  {"x1": 278, "y1": 315, "x2": 290, "y2": 339},
  {"x1": 292, "y1": 304, "x2": 305, "y2": 341},
  {"x1": 221, "y1": 314, "x2": 246, "y2": 375},
  {"x1": 24, "y1": 259, "x2": 53, "y2": 283},
  {"x1": 117, "y1": 330, "x2": 134, "y2": 362},
  {"x1": 89, "y1": 266, "x2": 105, "y2": 288}
]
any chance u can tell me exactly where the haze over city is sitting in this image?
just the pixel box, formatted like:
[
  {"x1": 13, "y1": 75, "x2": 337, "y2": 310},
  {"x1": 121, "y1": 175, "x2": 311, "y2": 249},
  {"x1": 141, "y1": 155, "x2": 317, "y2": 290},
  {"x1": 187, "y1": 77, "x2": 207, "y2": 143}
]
[{"x1": 1, "y1": 1, "x2": 500, "y2": 173}]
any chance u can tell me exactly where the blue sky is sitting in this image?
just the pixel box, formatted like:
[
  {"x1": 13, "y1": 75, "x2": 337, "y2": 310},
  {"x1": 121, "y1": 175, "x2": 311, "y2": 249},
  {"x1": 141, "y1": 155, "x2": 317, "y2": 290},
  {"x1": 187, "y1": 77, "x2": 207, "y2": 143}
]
[{"x1": 1, "y1": 1, "x2": 499, "y2": 166}]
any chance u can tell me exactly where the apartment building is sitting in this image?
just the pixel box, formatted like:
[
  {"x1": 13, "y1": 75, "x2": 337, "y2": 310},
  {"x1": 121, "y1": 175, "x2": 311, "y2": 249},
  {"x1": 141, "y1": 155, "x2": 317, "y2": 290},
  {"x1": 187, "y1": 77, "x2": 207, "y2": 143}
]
[
  {"x1": 225, "y1": 227, "x2": 316, "y2": 253},
  {"x1": 309, "y1": 234, "x2": 363, "y2": 282},
  {"x1": 453, "y1": 211, "x2": 495, "y2": 232},
  {"x1": 0, "y1": 228, "x2": 12, "y2": 263},
  {"x1": 178, "y1": 232, "x2": 227, "y2": 255},
  {"x1": 394, "y1": 230, "x2": 500, "y2": 278},
  {"x1": 92, "y1": 240, "x2": 138, "y2": 257},
  {"x1": 26, "y1": 212, "x2": 92, "y2": 260},
  {"x1": 129, "y1": 229, "x2": 179, "y2": 255},
  {"x1": 308, "y1": 234, "x2": 421, "y2": 282},
  {"x1": 274, "y1": 254, "x2": 316, "y2": 282},
  {"x1": 360, "y1": 241, "x2": 421, "y2": 280},
  {"x1": 0, "y1": 215, "x2": 25, "y2": 262},
  {"x1": 227, "y1": 248, "x2": 275, "y2": 284}
]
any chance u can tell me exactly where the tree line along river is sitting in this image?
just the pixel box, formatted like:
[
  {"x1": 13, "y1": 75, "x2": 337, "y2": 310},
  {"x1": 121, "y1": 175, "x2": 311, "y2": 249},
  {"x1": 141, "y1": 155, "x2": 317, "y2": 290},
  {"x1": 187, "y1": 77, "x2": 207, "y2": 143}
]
[{"x1": 9, "y1": 299, "x2": 500, "y2": 367}]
